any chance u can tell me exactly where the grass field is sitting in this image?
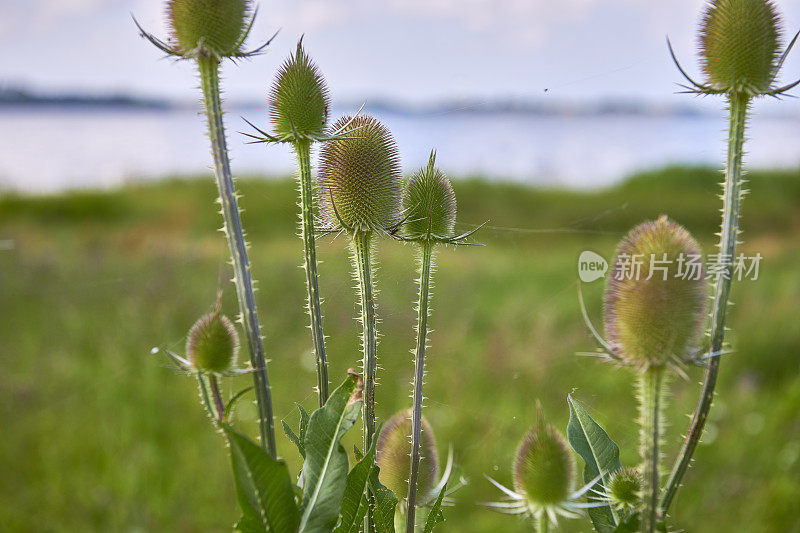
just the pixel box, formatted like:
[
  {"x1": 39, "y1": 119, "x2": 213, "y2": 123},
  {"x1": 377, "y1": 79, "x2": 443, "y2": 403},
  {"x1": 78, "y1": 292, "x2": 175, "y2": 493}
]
[{"x1": 2, "y1": 166, "x2": 799, "y2": 532}]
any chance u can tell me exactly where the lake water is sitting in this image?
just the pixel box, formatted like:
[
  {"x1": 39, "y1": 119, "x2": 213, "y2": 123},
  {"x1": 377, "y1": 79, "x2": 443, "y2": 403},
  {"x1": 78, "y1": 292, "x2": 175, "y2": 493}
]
[{"x1": 1, "y1": 106, "x2": 798, "y2": 193}]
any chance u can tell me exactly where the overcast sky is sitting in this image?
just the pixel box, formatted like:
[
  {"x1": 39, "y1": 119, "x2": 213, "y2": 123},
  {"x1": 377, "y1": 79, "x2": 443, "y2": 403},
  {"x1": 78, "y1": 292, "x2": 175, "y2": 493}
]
[{"x1": 2, "y1": 0, "x2": 799, "y2": 110}]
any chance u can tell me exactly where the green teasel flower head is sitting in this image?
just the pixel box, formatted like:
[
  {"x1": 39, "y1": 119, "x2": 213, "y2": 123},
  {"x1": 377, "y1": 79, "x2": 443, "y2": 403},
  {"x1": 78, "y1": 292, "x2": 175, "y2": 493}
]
[
  {"x1": 168, "y1": 0, "x2": 251, "y2": 58},
  {"x1": 403, "y1": 150, "x2": 457, "y2": 242},
  {"x1": 318, "y1": 115, "x2": 403, "y2": 234},
  {"x1": 603, "y1": 467, "x2": 642, "y2": 511},
  {"x1": 513, "y1": 405, "x2": 575, "y2": 507},
  {"x1": 376, "y1": 409, "x2": 439, "y2": 504},
  {"x1": 268, "y1": 39, "x2": 330, "y2": 142},
  {"x1": 668, "y1": 0, "x2": 800, "y2": 97},
  {"x1": 134, "y1": 0, "x2": 272, "y2": 61},
  {"x1": 700, "y1": 0, "x2": 781, "y2": 94},
  {"x1": 486, "y1": 403, "x2": 601, "y2": 525},
  {"x1": 186, "y1": 305, "x2": 240, "y2": 374},
  {"x1": 604, "y1": 216, "x2": 707, "y2": 371}
]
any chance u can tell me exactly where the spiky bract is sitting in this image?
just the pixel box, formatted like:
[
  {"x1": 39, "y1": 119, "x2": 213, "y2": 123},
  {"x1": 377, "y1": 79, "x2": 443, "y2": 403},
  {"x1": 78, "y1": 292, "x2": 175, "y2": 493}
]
[
  {"x1": 513, "y1": 413, "x2": 575, "y2": 506},
  {"x1": 604, "y1": 216, "x2": 706, "y2": 369},
  {"x1": 318, "y1": 115, "x2": 402, "y2": 233},
  {"x1": 167, "y1": 0, "x2": 251, "y2": 58},
  {"x1": 376, "y1": 409, "x2": 438, "y2": 503},
  {"x1": 606, "y1": 467, "x2": 641, "y2": 509},
  {"x1": 269, "y1": 40, "x2": 329, "y2": 141},
  {"x1": 700, "y1": 0, "x2": 782, "y2": 94},
  {"x1": 186, "y1": 311, "x2": 239, "y2": 373},
  {"x1": 403, "y1": 159, "x2": 457, "y2": 241}
]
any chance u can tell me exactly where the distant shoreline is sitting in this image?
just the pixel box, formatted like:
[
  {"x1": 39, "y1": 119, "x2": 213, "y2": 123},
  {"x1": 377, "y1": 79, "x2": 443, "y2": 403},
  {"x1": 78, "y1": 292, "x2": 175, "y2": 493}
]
[
  {"x1": 0, "y1": 88, "x2": 170, "y2": 110},
  {"x1": 0, "y1": 87, "x2": 719, "y2": 117}
]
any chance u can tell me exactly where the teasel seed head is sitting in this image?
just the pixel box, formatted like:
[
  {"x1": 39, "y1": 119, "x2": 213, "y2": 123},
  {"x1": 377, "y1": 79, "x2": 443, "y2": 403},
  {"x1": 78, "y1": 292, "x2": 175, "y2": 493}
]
[
  {"x1": 269, "y1": 39, "x2": 330, "y2": 142},
  {"x1": 318, "y1": 115, "x2": 403, "y2": 233},
  {"x1": 605, "y1": 467, "x2": 642, "y2": 510},
  {"x1": 376, "y1": 409, "x2": 438, "y2": 503},
  {"x1": 186, "y1": 308, "x2": 239, "y2": 373},
  {"x1": 513, "y1": 405, "x2": 575, "y2": 507},
  {"x1": 699, "y1": 0, "x2": 782, "y2": 94},
  {"x1": 403, "y1": 151, "x2": 457, "y2": 241},
  {"x1": 604, "y1": 216, "x2": 707, "y2": 370},
  {"x1": 167, "y1": 0, "x2": 251, "y2": 58}
]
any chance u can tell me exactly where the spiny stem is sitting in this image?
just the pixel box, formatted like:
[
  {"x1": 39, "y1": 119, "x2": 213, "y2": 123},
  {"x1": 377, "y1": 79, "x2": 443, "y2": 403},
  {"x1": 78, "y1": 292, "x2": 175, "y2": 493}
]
[
  {"x1": 640, "y1": 366, "x2": 665, "y2": 533},
  {"x1": 353, "y1": 229, "x2": 377, "y2": 533},
  {"x1": 294, "y1": 139, "x2": 329, "y2": 407},
  {"x1": 406, "y1": 240, "x2": 434, "y2": 533},
  {"x1": 659, "y1": 91, "x2": 750, "y2": 517},
  {"x1": 208, "y1": 374, "x2": 226, "y2": 423},
  {"x1": 196, "y1": 54, "x2": 276, "y2": 457},
  {"x1": 197, "y1": 372, "x2": 217, "y2": 421}
]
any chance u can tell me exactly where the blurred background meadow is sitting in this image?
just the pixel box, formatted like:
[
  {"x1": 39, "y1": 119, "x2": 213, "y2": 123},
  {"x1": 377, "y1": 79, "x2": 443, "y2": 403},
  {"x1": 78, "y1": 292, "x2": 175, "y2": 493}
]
[{"x1": 1, "y1": 1, "x2": 800, "y2": 532}]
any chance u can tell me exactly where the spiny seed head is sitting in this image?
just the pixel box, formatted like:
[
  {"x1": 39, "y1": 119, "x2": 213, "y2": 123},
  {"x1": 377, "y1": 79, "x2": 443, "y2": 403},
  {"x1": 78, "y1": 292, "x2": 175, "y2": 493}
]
[
  {"x1": 403, "y1": 155, "x2": 457, "y2": 241},
  {"x1": 604, "y1": 216, "x2": 707, "y2": 369},
  {"x1": 606, "y1": 468, "x2": 641, "y2": 509},
  {"x1": 376, "y1": 409, "x2": 438, "y2": 503},
  {"x1": 167, "y1": 0, "x2": 251, "y2": 58},
  {"x1": 699, "y1": 0, "x2": 782, "y2": 94},
  {"x1": 186, "y1": 310, "x2": 239, "y2": 373},
  {"x1": 269, "y1": 40, "x2": 329, "y2": 141},
  {"x1": 513, "y1": 406, "x2": 575, "y2": 506},
  {"x1": 318, "y1": 115, "x2": 402, "y2": 233}
]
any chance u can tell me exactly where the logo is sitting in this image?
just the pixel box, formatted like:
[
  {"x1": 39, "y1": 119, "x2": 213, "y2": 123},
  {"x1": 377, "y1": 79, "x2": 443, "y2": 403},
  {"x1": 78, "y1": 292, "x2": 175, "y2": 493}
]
[{"x1": 578, "y1": 251, "x2": 608, "y2": 283}]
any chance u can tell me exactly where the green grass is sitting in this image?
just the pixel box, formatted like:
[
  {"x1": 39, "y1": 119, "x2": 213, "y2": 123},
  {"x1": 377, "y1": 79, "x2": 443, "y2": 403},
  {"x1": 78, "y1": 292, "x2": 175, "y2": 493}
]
[{"x1": 1, "y1": 166, "x2": 799, "y2": 532}]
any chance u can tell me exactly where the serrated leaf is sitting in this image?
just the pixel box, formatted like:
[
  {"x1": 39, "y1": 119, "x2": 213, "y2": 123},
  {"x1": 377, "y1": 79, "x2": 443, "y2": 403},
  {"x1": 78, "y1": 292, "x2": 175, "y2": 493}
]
[
  {"x1": 223, "y1": 424, "x2": 300, "y2": 533},
  {"x1": 567, "y1": 394, "x2": 621, "y2": 533},
  {"x1": 298, "y1": 374, "x2": 363, "y2": 532},
  {"x1": 282, "y1": 419, "x2": 305, "y2": 458},
  {"x1": 422, "y1": 484, "x2": 447, "y2": 533},
  {"x1": 334, "y1": 435, "x2": 378, "y2": 533},
  {"x1": 353, "y1": 445, "x2": 364, "y2": 462},
  {"x1": 297, "y1": 402, "x2": 311, "y2": 443},
  {"x1": 369, "y1": 467, "x2": 398, "y2": 533}
]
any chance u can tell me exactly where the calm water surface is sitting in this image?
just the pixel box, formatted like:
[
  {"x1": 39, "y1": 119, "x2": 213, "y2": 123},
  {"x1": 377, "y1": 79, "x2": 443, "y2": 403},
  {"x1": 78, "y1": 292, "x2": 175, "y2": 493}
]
[{"x1": 1, "y1": 106, "x2": 798, "y2": 193}]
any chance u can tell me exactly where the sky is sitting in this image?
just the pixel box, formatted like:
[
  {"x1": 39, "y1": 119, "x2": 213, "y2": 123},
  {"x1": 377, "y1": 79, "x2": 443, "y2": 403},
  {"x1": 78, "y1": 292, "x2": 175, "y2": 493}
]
[{"x1": 1, "y1": 0, "x2": 800, "y2": 110}]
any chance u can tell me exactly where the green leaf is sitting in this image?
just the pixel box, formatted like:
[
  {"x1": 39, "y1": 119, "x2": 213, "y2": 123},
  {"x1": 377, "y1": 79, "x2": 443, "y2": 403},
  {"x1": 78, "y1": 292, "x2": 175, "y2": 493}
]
[
  {"x1": 297, "y1": 402, "x2": 311, "y2": 443},
  {"x1": 612, "y1": 512, "x2": 640, "y2": 532},
  {"x1": 567, "y1": 394, "x2": 621, "y2": 533},
  {"x1": 282, "y1": 419, "x2": 305, "y2": 459},
  {"x1": 298, "y1": 374, "x2": 363, "y2": 532},
  {"x1": 422, "y1": 484, "x2": 447, "y2": 533},
  {"x1": 225, "y1": 386, "x2": 254, "y2": 420},
  {"x1": 613, "y1": 513, "x2": 666, "y2": 532},
  {"x1": 353, "y1": 445, "x2": 364, "y2": 462},
  {"x1": 223, "y1": 424, "x2": 300, "y2": 533},
  {"x1": 369, "y1": 467, "x2": 398, "y2": 533},
  {"x1": 235, "y1": 513, "x2": 267, "y2": 533},
  {"x1": 334, "y1": 434, "x2": 378, "y2": 533}
]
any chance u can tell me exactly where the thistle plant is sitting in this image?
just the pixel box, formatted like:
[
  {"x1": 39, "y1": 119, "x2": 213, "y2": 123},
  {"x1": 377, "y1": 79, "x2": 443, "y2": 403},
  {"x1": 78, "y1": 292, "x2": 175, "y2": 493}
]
[
  {"x1": 318, "y1": 114, "x2": 403, "y2": 531},
  {"x1": 400, "y1": 151, "x2": 481, "y2": 531},
  {"x1": 603, "y1": 216, "x2": 706, "y2": 533},
  {"x1": 486, "y1": 404, "x2": 603, "y2": 532},
  {"x1": 375, "y1": 410, "x2": 442, "y2": 530},
  {"x1": 662, "y1": 0, "x2": 799, "y2": 516},
  {"x1": 135, "y1": 0, "x2": 278, "y2": 455},
  {"x1": 244, "y1": 40, "x2": 335, "y2": 407},
  {"x1": 156, "y1": 294, "x2": 247, "y2": 424},
  {"x1": 185, "y1": 298, "x2": 241, "y2": 420}
]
